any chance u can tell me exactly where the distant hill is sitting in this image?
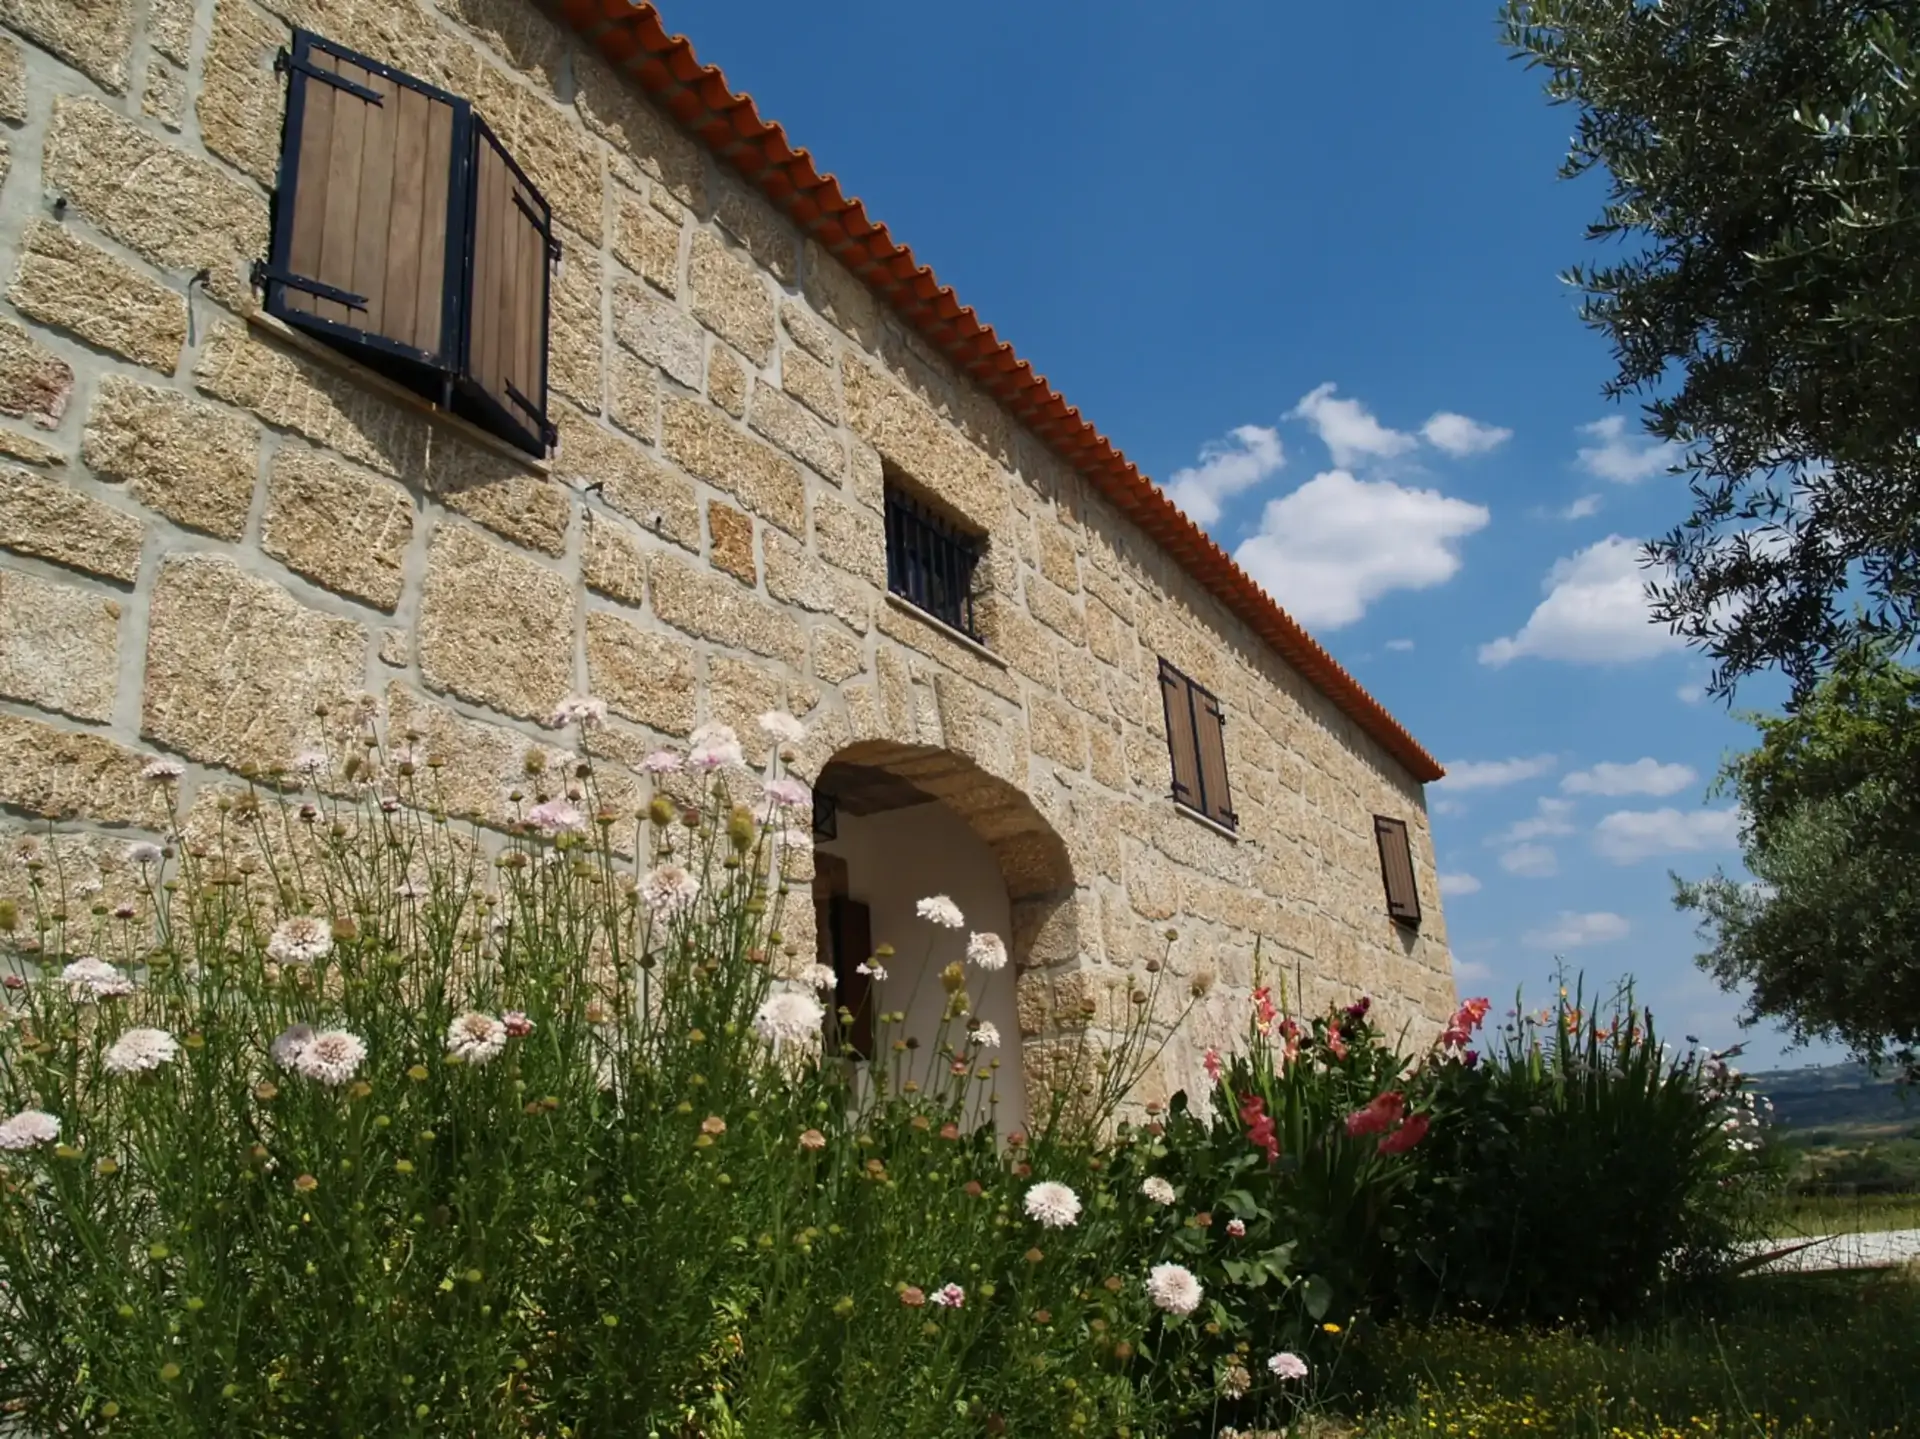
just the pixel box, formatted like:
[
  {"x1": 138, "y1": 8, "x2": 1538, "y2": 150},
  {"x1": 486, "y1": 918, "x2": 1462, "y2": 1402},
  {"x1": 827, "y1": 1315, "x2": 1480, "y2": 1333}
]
[{"x1": 1748, "y1": 1062, "x2": 1918, "y2": 1140}]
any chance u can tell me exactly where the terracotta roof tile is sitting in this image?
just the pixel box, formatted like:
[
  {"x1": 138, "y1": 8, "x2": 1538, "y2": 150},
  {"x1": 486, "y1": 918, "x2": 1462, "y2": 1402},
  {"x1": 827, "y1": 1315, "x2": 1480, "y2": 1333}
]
[{"x1": 558, "y1": 2, "x2": 1444, "y2": 785}]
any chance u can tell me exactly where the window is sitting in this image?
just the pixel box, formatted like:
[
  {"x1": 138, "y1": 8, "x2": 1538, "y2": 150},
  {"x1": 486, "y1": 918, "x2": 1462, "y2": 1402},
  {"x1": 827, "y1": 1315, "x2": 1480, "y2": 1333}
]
[
  {"x1": 1158, "y1": 659, "x2": 1236, "y2": 832},
  {"x1": 257, "y1": 30, "x2": 557, "y2": 458},
  {"x1": 1373, "y1": 815, "x2": 1421, "y2": 927},
  {"x1": 883, "y1": 480, "x2": 984, "y2": 641}
]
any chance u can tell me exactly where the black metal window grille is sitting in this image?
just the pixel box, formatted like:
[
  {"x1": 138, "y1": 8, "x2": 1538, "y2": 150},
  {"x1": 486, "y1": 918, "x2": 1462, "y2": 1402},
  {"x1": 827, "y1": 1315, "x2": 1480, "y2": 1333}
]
[{"x1": 884, "y1": 485, "x2": 984, "y2": 642}]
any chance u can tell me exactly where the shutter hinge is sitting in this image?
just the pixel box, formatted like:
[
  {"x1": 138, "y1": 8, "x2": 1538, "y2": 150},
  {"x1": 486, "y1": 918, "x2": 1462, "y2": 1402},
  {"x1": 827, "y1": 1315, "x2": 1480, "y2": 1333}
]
[
  {"x1": 253, "y1": 260, "x2": 368, "y2": 311},
  {"x1": 276, "y1": 46, "x2": 385, "y2": 104}
]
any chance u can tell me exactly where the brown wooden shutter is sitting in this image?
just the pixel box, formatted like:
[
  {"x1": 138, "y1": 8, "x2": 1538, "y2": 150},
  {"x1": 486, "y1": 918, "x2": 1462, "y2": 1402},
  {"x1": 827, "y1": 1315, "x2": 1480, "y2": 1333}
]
[
  {"x1": 262, "y1": 31, "x2": 466, "y2": 376},
  {"x1": 1374, "y1": 815, "x2": 1422, "y2": 925},
  {"x1": 456, "y1": 118, "x2": 556, "y2": 457},
  {"x1": 829, "y1": 895, "x2": 875, "y2": 1061},
  {"x1": 1192, "y1": 687, "x2": 1237, "y2": 831},
  {"x1": 1159, "y1": 659, "x2": 1202, "y2": 810}
]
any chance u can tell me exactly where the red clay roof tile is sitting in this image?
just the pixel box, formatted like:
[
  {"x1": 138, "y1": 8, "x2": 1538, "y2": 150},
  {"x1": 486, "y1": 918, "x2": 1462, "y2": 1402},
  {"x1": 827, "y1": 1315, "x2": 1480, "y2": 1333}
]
[{"x1": 560, "y1": 2, "x2": 1444, "y2": 785}]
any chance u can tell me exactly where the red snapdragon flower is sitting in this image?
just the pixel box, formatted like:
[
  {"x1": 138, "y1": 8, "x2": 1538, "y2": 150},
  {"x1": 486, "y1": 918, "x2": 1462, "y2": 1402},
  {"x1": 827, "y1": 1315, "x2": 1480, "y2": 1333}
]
[
  {"x1": 1252, "y1": 987, "x2": 1278, "y2": 1032},
  {"x1": 1203, "y1": 1048, "x2": 1223, "y2": 1084},
  {"x1": 1325, "y1": 1024, "x2": 1348, "y2": 1062},
  {"x1": 1238, "y1": 1092, "x2": 1280, "y2": 1163},
  {"x1": 1343, "y1": 1091, "x2": 1406, "y2": 1138},
  {"x1": 1377, "y1": 1112, "x2": 1431, "y2": 1157}
]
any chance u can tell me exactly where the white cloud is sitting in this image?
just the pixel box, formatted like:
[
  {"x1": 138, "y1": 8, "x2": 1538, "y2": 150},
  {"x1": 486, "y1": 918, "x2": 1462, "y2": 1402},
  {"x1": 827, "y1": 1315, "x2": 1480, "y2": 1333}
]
[
  {"x1": 1432, "y1": 755, "x2": 1556, "y2": 793},
  {"x1": 1489, "y1": 796, "x2": 1576, "y2": 846},
  {"x1": 1521, "y1": 910, "x2": 1631, "y2": 950},
  {"x1": 1498, "y1": 843, "x2": 1558, "y2": 877},
  {"x1": 1577, "y1": 416, "x2": 1680, "y2": 485},
  {"x1": 1478, "y1": 535, "x2": 1682, "y2": 666},
  {"x1": 1422, "y1": 411, "x2": 1512, "y2": 457},
  {"x1": 1430, "y1": 796, "x2": 1466, "y2": 817},
  {"x1": 1593, "y1": 807, "x2": 1741, "y2": 864},
  {"x1": 1288, "y1": 383, "x2": 1419, "y2": 469},
  {"x1": 1562, "y1": 758, "x2": 1697, "y2": 798},
  {"x1": 1677, "y1": 683, "x2": 1706, "y2": 705},
  {"x1": 1164, "y1": 424, "x2": 1286, "y2": 528},
  {"x1": 1384, "y1": 637, "x2": 1415, "y2": 652},
  {"x1": 1438, "y1": 872, "x2": 1482, "y2": 897},
  {"x1": 1234, "y1": 469, "x2": 1489, "y2": 628},
  {"x1": 1563, "y1": 494, "x2": 1601, "y2": 520},
  {"x1": 1453, "y1": 956, "x2": 1494, "y2": 982}
]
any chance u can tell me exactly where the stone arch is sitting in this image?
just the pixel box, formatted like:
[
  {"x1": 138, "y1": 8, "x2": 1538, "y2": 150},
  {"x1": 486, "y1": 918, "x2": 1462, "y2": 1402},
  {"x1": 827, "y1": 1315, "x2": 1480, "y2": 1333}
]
[{"x1": 810, "y1": 739, "x2": 1085, "y2": 1134}]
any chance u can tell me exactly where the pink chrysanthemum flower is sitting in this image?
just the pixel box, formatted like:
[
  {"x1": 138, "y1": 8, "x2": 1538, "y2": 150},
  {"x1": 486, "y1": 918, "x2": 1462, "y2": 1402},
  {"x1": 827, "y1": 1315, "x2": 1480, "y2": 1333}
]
[
  {"x1": 527, "y1": 799, "x2": 586, "y2": 836},
  {"x1": 503, "y1": 1010, "x2": 534, "y2": 1038},
  {"x1": 687, "y1": 722, "x2": 744, "y2": 772},
  {"x1": 0, "y1": 1109, "x2": 60, "y2": 1150},
  {"x1": 1269, "y1": 1352, "x2": 1309, "y2": 1381},
  {"x1": 640, "y1": 863, "x2": 700, "y2": 919},
  {"x1": 548, "y1": 695, "x2": 608, "y2": 730},
  {"x1": 267, "y1": 916, "x2": 332, "y2": 966},
  {"x1": 447, "y1": 1012, "x2": 508, "y2": 1065},
  {"x1": 930, "y1": 1283, "x2": 965, "y2": 1309},
  {"x1": 916, "y1": 895, "x2": 964, "y2": 929},
  {"x1": 1226, "y1": 1218, "x2": 1247, "y2": 1238},
  {"x1": 763, "y1": 777, "x2": 811, "y2": 809},
  {"x1": 1146, "y1": 1262, "x2": 1203, "y2": 1316},
  {"x1": 1140, "y1": 1176, "x2": 1176, "y2": 1207},
  {"x1": 292, "y1": 1030, "x2": 367, "y2": 1086},
  {"x1": 639, "y1": 750, "x2": 683, "y2": 775},
  {"x1": 104, "y1": 1027, "x2": 179, "y2": 1075},
  {"x1": 126, "y1": 841, "x2": 163, "y2": 867}
]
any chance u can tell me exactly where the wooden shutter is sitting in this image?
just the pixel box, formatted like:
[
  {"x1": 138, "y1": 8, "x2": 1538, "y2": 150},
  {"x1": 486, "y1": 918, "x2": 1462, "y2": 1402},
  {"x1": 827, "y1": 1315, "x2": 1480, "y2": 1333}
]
[
  {"x1": 1374, "y1": 815, "x2": 1422, "y2": 926},
  {"x1": 1159, "y1": 660, "x2": 1202, "y2": 811},
  {"x1": 1191, "y1": 686, "x2": 1237, "y2": 831},
  {"x1": 262, "y1": 31, "x2": 467, "y2": 376},
  {"x1": 829, "y1": 895, "x2": 875, "y2": 1061},
  {"x1": 456, "y1": 117, "x2": 556, "y2": 457}
]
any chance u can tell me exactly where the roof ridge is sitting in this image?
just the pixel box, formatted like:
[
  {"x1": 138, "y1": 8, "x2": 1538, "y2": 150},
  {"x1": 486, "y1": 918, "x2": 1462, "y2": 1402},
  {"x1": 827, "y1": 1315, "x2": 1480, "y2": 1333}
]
[{"x1": 554, "y1": 0, "x2": 1445, "y2": 785}]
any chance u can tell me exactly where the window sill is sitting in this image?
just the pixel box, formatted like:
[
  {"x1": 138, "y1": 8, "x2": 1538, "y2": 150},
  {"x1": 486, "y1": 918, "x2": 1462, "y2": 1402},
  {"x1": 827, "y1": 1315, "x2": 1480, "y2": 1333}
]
[
  {"x1": 884, "y1": 592, "x2": 1008, "y2": 669},
  {"x1": 244, "y1": 310, "x2": 552, "y2": 476},
  {"x1": 1172, "y1": 798, "x2": 1239, "y2": 843}
]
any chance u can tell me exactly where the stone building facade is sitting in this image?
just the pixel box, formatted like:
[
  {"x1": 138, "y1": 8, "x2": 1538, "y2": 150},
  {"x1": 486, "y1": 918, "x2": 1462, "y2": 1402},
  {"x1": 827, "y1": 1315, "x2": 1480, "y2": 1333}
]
[{"x1": 0, "y1": 0, "x2": 1456, "y2": 1117}]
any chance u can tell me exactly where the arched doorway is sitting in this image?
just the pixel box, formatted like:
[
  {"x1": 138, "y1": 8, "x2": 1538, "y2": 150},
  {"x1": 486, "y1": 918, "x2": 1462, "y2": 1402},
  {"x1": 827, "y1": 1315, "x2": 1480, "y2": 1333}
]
[{"x1": 808, "y1": 740, "x2": 1079, "y2": 1137}]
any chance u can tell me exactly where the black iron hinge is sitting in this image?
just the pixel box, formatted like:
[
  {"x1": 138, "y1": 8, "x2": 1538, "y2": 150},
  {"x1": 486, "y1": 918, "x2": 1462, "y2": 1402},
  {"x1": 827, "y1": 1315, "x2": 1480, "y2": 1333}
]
[
  {"x1": 275, "y1": 47, "x2": 384, "y2": 104},
  {"x1": 251, "y1": 259, "x2": 367, "y2": 311}
]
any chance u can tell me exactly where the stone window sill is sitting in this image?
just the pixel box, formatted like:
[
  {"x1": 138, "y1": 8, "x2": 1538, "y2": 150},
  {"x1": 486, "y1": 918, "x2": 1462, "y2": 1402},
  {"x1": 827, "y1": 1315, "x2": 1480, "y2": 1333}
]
[
  {"x1": 244, "y1": 311, "x2": 552, "y2": 477},
  {"x1": 884, "y1": 591, "x2": 1008, "y2": 669},
  {"x1": 1173, "y1": 797, "x2": 1240, "y2": 843}
]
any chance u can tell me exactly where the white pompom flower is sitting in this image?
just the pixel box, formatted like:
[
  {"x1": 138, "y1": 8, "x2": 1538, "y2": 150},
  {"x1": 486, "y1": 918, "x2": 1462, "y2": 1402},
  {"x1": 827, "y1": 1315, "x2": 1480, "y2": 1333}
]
[
  {"x1": 1023, "y1": 1180, "x2": 1082, "y2": 1229},
  {"x1": 447, "y1": 1012, "x2": 509, "y2": 1066},
  {"x1": 1146, "y1": 1262, "x2": 1203, "y2": 1316},
  {"x1": 916, "y1": 894, "x2": 965, "y2": 929}
]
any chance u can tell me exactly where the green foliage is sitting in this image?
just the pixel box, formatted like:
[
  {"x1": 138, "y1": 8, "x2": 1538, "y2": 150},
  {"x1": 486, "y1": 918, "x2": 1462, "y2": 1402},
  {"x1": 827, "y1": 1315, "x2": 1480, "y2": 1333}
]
[
  {"x1": 1350, "y1": 1270, "x2": 1920, "y2": 1438},
  {"x1": 1674, "y1": 643, "x2": 1920, "y2": 1075},
  {"x1": 1399, "y1": 981, "x2": 1780, "y2": 1326},
  {"x1": 1502, "y1": 0, "x2": 1920, "y2": 699}
]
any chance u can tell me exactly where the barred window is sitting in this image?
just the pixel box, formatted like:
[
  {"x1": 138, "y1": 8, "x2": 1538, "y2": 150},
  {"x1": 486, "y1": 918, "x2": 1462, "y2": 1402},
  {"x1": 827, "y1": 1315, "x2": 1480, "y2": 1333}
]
[{"x1": 883, "y1": 480, "x2": 984, "y2": 642}]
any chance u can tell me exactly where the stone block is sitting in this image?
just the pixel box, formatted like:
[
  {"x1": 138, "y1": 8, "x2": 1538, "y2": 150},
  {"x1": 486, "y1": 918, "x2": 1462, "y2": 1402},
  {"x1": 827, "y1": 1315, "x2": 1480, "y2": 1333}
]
[
  {"x1": 1036, "y1": 523, "x2": 1081, "y2": 594},
  {"x1": 764, "y1": 528, "x2": 871, "y2": 635},
  {"x1": 0, "y1": 426, "x2": 63, "y2": 468},
  {"x1": 584, "y1": 610, "x2": 696, "y2": 735},
  {"x1": 608, "y1": 350, "x2": 658, "y2": 442},
  {"x1": 705, "y1": 653, "x2": 783, "y2": 764},
  {"x1": 418, "y1": 523, "x2": 572, "y2": 722},
  {"x1": 424, "y1": 432, "x2": 568, "y2": 556},
  {"x1": 812, "y1": 626, "x2": 866, "y2": 684},
  {"x1": 487, "y1": 86, "x2": 601, "y2": 245},
  {"x1": 0, "y1": 712, "x2": 159, "y2": 825},
  {"x1": 43, "y1": 98, "x2": 268, "y2": 311},
  {"x1": 384, "y1": 682, "x2": 538, "y2": 833},
  {"x1": 1027, "y1": 573, "x2": 1085, "y2": 646},
  {"x1": 0, "y1": 35, "x2": 24, "y2": 121},
  {"x1": 975, "y1": 597, "x2": 1056, "y2": 691},
  {"x1": 141, "y1": 555, "x2": 365, "y2": 771},
  {"x1": 780, "y1": 300, "x2": 836, "y2": 363},
  {"x1": 8, "y1": 222, "x2": 188, "y2": 374},
  {"x1": 613, "y1": 279, "x2": 704, "y2": 390},
  {"x1": 661, "y1": 396, "x2": 804, "y2": 535},
  {"x1": 378, "y1": 627, "x2": 408, "y2": 666},
  {"x1": 0, "y1": 319, "x2": 72, "y2": 430},
  {"x1": 800, "y1": 241, "x2": 882, "y2": 350},
  {"x1": 708, "y1": 498, "x2": 755, "y2": 586},
  {"x1": 573, "y1": 52, "x2": 705, "y2": 211},
  {"x1": 430, "y1": 0, "x2": 567, "y2": 92},
  {"x1": 581, "y1": 507, "x2": 647, "y2": 607},
  {"x1": 873, "y1": 598, "x2": 1019, "y2": 704},
  {"x1": 810, "y1": 487, "x2": 886, "y2": 587},
  {"x1": 0, "y1": 0, "x2": 133, "y2": 92},
  {"x1": 261, "y1": 448, "x2": 413, "y2": 610},
  {"x1": 614, "y1": 187, "x2": 681, "y2": 296},
  {"x1": 0, "y1": 569, "x2": 119, "y2": 720},
  {"x1": 149, "y1": 0, "x2": 193, "y2": 63},
  {"x1": 649, "y1": 551, "x2": 805, "y2": 668},
  {"x1": 711, "y1": 168, "x2": 798, "y2": 285},
  {"x1": 1088, "y1": 721, "x2": 1128, "y2": 791},
  {"x1": 554, "y1": 405, "x2": 699, "y2": 553},
  {"x1": 781, "y1": 346, "x2": 840, "y2": 425},
  {"x1": 841, "y1": 353, "x2": 1005, "y2": 533},
  {"x1": 688, "y1": 230, "x2": 774, "y2": 364},
  {"x1": 194, "y1": 324, "x2": 428, "y2": 479},
  {"x1": 0, "y1": 465, "x2": 144, "y2": 583},
  {"x1": 83, "y1": 377, "x2": 258, "y2": 541},
  {"x1": 1084, "y1": 595, "x2": 1130, "y2": 668},
  {"x1": 199, "y1": 0, "x2": 286, "y2": 185},
  {"x1": 143, "y1": 59, "x2": 188, "y2": 129},
  {"x1": 749, "y1": 383, "x2": 843, "y2": 480},
  {"x1": 1029, "y1": 693, "x2": 1087, "y2": 771},
  {"x1": 708, "y1": 345, "x2": 747, "y2": 419},
  {"x1": 548, "y1": 242, "x2": 603, "y2": 413}
]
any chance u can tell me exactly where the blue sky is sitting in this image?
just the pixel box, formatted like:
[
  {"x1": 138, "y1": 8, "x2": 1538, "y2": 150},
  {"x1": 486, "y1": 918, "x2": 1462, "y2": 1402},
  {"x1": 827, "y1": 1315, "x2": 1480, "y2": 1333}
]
[{"x1": 675, "y1": 2, "x2": 1828, "y2": 1067}]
